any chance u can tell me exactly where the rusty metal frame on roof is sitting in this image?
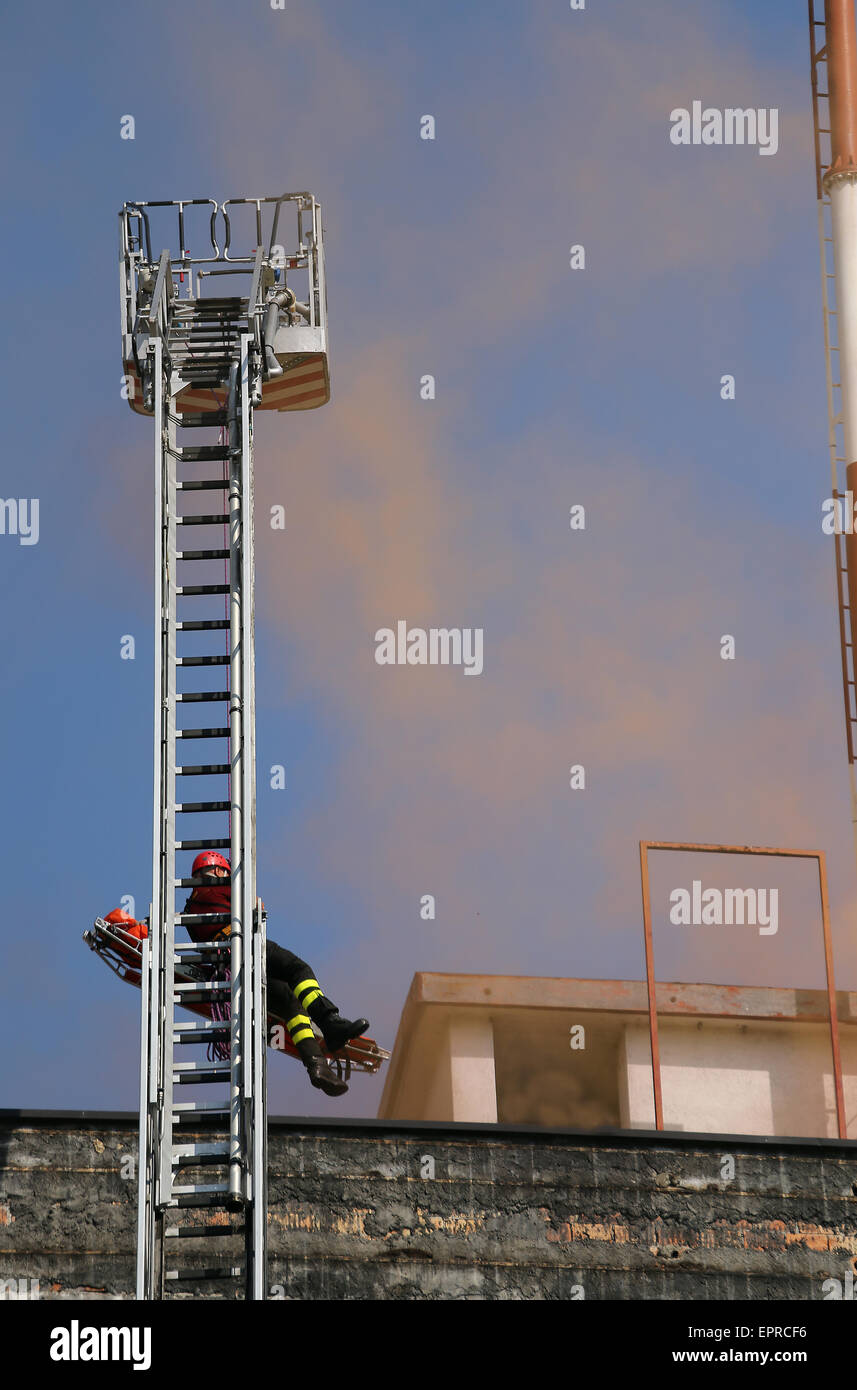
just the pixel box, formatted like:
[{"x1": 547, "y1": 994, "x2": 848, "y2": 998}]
[{"x1": 639, "y1": 840, "x2": 846, "y2": 1140}]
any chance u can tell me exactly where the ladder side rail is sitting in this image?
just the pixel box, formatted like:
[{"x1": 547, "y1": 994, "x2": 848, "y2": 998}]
[
  {"x1": 239, "y1": 335, "x2": 257, "y2": 1219},
  {"x1": 158, "y1": 370, "x2": 180, "y2": 1207},
  {"x1": 247, "y1": 349, "x2": 259, "y2": 929},
  {"x1": 141, "y1": 337, "x2": 168, "y2": 1298},
  {"x1": 242, "y1": 332, "x2": 267, "y2": 1295},
  {"x1": 227, "y1": 361, "x2": 246, "y2": 1205},
  {"x1": 251, "y1": 918, "x2": 267, "y2": 1299},
  {"x1": 241, "y1": 334, "x2": 258, "y2": 971},
  {"x1": 135, "y1": 929, "x2": 153, "y2": 1298},
  {"x1": 239, "y1": 335, "x2": 257, "y2": 1183}
]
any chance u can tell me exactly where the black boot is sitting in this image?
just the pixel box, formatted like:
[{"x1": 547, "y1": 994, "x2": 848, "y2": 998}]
[
  {"x1": 296, "y1": 1038, "x2": 348, "y2": 1097},
  {"x1": 308, "y1": 1000, "x2": 369, "y2": 1053},
  {"x1": 304, "y1": 1054, "x2": 348, "y2": 1097}
]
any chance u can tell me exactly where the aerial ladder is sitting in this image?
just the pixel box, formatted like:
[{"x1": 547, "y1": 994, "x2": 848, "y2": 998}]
[{"x1": 119, "y1": 194, "x2": 330, "y2": 1299}]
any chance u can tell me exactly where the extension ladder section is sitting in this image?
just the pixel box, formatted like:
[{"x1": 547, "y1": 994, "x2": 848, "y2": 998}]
[
  {"x1": 136, "y1": 300, "x2": 267, "y2": 1301},
  {"x1": 809, "y1": 2, "x2": 857, "y2": 857}
]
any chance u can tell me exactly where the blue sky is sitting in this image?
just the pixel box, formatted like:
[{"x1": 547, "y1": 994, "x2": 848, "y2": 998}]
[{"x1": 0, "y1": 0, "x2": 853, "y2": 1121}]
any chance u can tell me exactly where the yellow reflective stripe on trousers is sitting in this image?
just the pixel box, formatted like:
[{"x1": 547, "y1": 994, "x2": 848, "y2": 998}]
[
  {"x1": 295, "y1": 978, "x2": 323, "y2": 1007},
  {"x1": 290, "y1": 1026, "x2": 315, "y2": 1045}
]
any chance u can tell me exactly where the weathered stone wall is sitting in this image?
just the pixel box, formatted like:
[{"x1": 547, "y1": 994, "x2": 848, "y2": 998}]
[{"x1": 2, "y1": 1111, "x2": 856, "y2": 1299}]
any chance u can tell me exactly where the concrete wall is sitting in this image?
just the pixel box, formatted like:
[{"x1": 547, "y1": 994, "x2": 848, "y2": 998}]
[
  {"x1": 380, "y1": 976, "x2": 857, "y2": 1136},
  {"x1": 2, "y1": 1111, "x2": 857, "y2": 1299},
  {"x1": 620, "y1": 1019, "x2": 857, "y2": 1137}
]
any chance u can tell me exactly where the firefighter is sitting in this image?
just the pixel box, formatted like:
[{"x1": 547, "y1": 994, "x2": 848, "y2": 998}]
[{"x1": 183, "y1": 852, "x2": 369, "y2": 1098}]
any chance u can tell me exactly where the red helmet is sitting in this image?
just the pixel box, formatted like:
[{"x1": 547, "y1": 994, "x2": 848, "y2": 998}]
[{"x1": 191, "y1": 851, "x2": 230, "y2": 875}]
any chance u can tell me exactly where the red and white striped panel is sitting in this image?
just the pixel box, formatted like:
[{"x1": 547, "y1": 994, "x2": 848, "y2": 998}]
[{"x1": 123, "y1": 354, "x2": 329, "y2": 417}]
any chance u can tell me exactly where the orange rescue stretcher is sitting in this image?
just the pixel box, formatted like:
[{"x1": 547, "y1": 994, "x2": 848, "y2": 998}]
[{"x1": 83, "y1": 915, "x2": 389, "y2": 1081}]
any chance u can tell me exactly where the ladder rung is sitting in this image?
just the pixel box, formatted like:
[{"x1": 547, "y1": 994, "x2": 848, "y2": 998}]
[
  {"x1": 172, "y1": 1100, "x2": 230, "y2": 1114},
  {"x1": 173, "y1": 343, "x2": 239, "y2": 353},
  {"x1": 176, "y1": 349, "x2": 236, "y2": 361},
  {"x1": 177, "y1": 912, "x2": 231, "y2": 925},
  {"x1": 173, "y1": 304, "x2": 242, "y2": 315},
  {"x1": 175, "y1": 306, "x2": 244, "y2": 317},
  {"x1": 177, "y1": 514, "x2": 230, "y2": 526},
  {"x1": 176, "y1": 691, "x2": 230, "y2": 703},
  {"x1": 172, "y1": 339, "x2": 234, "y2": 352},
  {"x1": 171, "y1": 1191, "x2": 242, "y2": 1208},
  {"x1": 173, "y1": 1155, "x2": 231, "y2": 1170},
  {"x1": 176, "y1": 656, "x2": 230, "y2": 667},
  {"x1": 175, "y1": 878, "x2": 232, "y2": 891},
  {"x1": 173, "y1": 308, "x2": 242, "y2": 319},
  {"x1": 177, "y1": 480, "x2": 229, "y2": 491},
  {"x1": 173, "y1": 311, "x2": 241, "y2": 321},
  {"x1": 176, "y1": 549, "x2": 230, "y2": 561},
  {"x1": 185, "y1": 296, "x2": 245, "y2": 307},
  {"x1": 176, "y1": 727, "x2": 230, "y2": 739},
  {"x1": 174, "y1": 1152, "x2": 231, "y2": 1169},
  {"x1": 173, "y1": 350, "x2": 236, "y2": 362},
  {"x1": 172, "y1": 333, "x2": 241, "y2": 345},
  {"x1": 177, "y1": 762, "x2": 231, "y2": 774},
  {"x1": 176, "y1": 800, "x2": 231, "y2": 812},
  {"x1": 176, "y1": 621, "x2": 230, "y2": 632},
  {"x1": 170, "y1": 1182, "x2": 231, "y2": 1196},
  {"x1": 173, "y1": 338, "x2": 239, "y2": 350},
  {"x1": 173, "y1": 1140, "x2": 231, "y2": 1158},
  {"x1": 174, "y1": 951, "x2": 229, "y2": 967},
  {"x1": 178, "y1": 447, "x2": 236, "y2": 463},
  {"x1": 177, "y1": 411, "x2": 229, "y2": 428},
  {"x1": 165, "y1": 1266, "x2": 243, "y2": 1280},
  {"x1": 173, "y1": 1005, "x2": 229, "y2": 1020},
  {"x1": 176, "y1": 838, "x2": 231, "y2": 850},
  {"x1": 174, "y1": 941, "x2": 231, "y2": 955},
  {"x1": 177, "y1": 585, "x2": 230, "y2": 596},
  {"x1": 174, "y1": 1024, "x2": 230, "y2": 1041},
  {"x1": 172, "y1": 1067, "x2": 230, "y2": 1084},
  {"x1": 175, "y1": 361, "x2": 234, "y2": 374},
  {"x1": 165, "y1": 1224, "x2": 245, "y2": 1238},
  {"x1": 174, "y1": 981, "x2": 230, "y2": 996}
]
